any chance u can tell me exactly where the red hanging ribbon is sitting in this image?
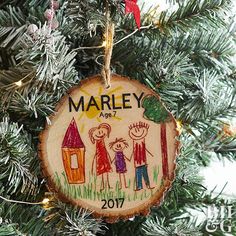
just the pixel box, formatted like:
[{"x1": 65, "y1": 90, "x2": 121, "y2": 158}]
[{"x1": 124, "y1": 0, "x2": 141, "y2": 29}]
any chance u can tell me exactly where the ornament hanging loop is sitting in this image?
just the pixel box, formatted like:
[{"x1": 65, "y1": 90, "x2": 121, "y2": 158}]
[
  {"x1": 101, "y1": 1, "x2": 115, "y2": 89},
  {"x1": 102, "y1": 22, "x2": 114, "y2": 89}
]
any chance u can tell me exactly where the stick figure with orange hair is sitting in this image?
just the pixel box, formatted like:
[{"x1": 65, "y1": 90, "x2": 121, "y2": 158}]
[{"x1": 89, "y1": 123, "x2": 112, "y2": 191}]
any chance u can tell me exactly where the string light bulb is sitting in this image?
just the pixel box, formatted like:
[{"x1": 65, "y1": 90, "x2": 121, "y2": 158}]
[
  {"x1": 42, "y1": 198, "x2": 50, "y2": 205},
  {"x1": 15, "y1": 80, "x2": 23, "y2": 87},
  {"x1": 176, "y1": 120, "x2": 183, "y2": 134},
  {"x1": 102, "y1": 40, "x2": 107, "y2": 47}
]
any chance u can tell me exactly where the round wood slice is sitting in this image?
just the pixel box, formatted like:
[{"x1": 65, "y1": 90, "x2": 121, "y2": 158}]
[{"x1": 39, "y1": 74, "x2": 180, "y2": 222}]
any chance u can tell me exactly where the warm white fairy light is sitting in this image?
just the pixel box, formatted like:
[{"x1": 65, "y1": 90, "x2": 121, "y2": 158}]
[
  {"x1": 42, "y1": 198, "x2": 50, "y2": 204},
  {"x1": 15, "y1": 80, "x2": 23, "y2": 87},
  {"x1": 176, "y1": 120, "x2": 183, "y2": 134},
  {"x1": 102, "y1": 40, "x2": 107, "y2": 47},
  {"x1": 0, "y1": 195, "x2": 51, "y2": 206}
]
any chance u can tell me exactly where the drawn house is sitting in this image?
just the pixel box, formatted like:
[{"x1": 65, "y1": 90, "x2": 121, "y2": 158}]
[{"x1": 61, "y1": 118, "x2": 85, "y2": 184}]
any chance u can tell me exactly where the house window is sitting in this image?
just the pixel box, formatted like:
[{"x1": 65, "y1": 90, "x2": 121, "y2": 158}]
[{"x1": 71, "y1": 154, "x2": 79, "y2": 169}]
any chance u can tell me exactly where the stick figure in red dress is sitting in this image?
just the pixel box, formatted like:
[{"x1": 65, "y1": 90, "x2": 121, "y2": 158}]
[{"x1": 89, "y1": 123, "x2": 112, "y2": 191}]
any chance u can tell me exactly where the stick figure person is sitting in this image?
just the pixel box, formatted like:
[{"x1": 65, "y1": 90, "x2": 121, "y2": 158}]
[
  {"x1": 109, "y1": 138, "x2": 130, "y2": 189},
  {"x1": 89, "y1": 123, "x2": 112, "y2": 191},
  {"x1": 129, "y1": 122, "x2": 154, "y2": 191}
]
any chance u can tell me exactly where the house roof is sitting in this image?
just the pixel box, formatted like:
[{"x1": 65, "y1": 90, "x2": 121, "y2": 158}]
[{"x1": 62, "y1": 118, "x2": 85, "y2": 148}]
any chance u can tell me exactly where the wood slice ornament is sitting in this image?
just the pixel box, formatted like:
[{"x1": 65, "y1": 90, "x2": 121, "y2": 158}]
[{"x1": 39, "y1": 74, "x2": 179, "y2": 222}]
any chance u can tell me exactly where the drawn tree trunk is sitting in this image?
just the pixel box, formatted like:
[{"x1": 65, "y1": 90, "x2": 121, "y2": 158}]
[
  {"x1": 161, "y1": 122, "x2": 169, "y2": 179},
  {"x1": 142, "y1": 95, "x2": 174, "y2": 180}
]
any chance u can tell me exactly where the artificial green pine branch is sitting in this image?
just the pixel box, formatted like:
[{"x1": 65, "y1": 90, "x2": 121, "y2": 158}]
[
  {"x1": 58, "y1": 208, "x2": 106, "y2": 235},
  {"x1": 0, "y1": 118, "x2": 39, "y2": 197},
  {"x1": 64, "y1": 0, "x2": 105, "y2": 39},
  {"x1": 214, "y1": 136, "x2": 236, "y2": 160},
  {"x1": 0, "y1": 0, "x2": 28, "y2": 8},
  {"x1": 43, "y1": 201, "x2": 106, "y2": 236},
  {"x1": 0, "y1": 201, "x2": 53, "y2": 236},
  {"x1": 0, "y1": 27, "x2": 79, "y2": 112},
  {"x1": 142, "y1": 217, "x2": 202, "y2": 236},
  {"x1": 0, "y1": 223, "x2": 24, "y2": 236},
  {"x1": 170, "y1": 29, "x2": 235, "y2": 74},
  {"x1": 177, "y1": 71, "x2": 235, "y2": 123},
  {"x1": 0, "y1": 65, "x2": 34, "y2": 88},
  {"x1": 16, "y1": 25, "x2": 78, "y2": 85},
  {"x1": 0, "y1": 6, "x2": 26, "y2": 50},
  {"x1": 8, "y1": 89, "x2": 55, "y2": 121},
  {"x1": 158, "y1": 0, "x2": 232, "y2": 33},
  {"x1": 0, "y1": 198, "x2": 106, "y2": 236}
]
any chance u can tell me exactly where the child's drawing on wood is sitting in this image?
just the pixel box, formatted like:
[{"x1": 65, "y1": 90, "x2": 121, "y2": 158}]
[{"x1": 40, "y1": 75, "x2": 179, "y2": 220}]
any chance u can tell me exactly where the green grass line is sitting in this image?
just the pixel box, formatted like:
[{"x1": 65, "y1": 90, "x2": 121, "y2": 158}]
[
  {"x1": 53, "y1": 171, "x2": 157, "y2": 202},
  {"x1": 153, "y1": 165, "x2": 159, "y2": 184}
]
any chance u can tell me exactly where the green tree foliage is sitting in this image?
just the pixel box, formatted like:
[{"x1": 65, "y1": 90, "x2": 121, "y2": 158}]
[
  {"x1": 142, "y1": 95, "x2": 171, "y2": 123},
  {"x1": 0, "y1": 0, "x2": 236, "y2": 235}
]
